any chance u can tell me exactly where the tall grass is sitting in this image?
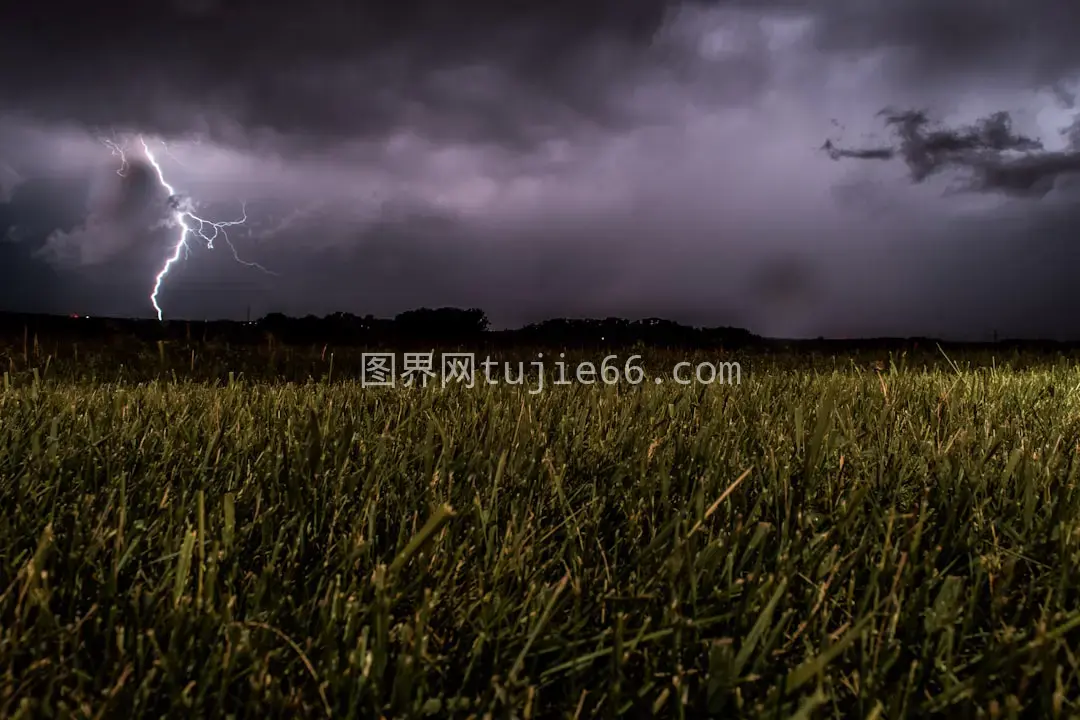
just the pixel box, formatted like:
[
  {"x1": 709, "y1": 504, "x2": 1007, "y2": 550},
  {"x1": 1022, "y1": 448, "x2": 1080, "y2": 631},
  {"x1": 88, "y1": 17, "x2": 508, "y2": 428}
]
[{"x1": 2, "y1": 349, "x2": 1080, "y2": 716}]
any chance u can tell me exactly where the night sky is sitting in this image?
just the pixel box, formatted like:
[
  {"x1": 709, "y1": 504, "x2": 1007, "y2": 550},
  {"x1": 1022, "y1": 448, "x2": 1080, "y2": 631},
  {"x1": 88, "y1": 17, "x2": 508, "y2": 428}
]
[{"x1": 2, "y1": 0, "x2": 1080, "y2": 338}]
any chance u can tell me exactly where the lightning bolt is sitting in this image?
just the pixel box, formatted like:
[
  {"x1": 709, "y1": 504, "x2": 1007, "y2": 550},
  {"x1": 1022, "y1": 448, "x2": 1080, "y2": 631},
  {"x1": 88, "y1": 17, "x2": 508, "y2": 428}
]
[
  {"x1": 104, "y1": 134, "x2": 275, "y2": 320},
  {"x1": 104, "y1": 136, "x2": 129, "y2": 177}
]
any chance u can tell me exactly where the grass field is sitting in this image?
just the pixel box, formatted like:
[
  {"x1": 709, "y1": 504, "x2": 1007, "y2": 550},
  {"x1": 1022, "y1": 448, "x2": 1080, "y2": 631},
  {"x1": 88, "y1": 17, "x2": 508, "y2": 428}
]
[{"x1": 3, "y1": 340, "x2": 1080, "y2": 717}]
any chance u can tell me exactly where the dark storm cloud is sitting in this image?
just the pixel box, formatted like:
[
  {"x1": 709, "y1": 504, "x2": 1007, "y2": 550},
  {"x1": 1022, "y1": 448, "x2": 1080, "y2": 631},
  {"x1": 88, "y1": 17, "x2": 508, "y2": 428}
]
[
  {"x1": 0, "y1": 0, "x2": 680, "y2": 147},
  {"x1": 3, "y1": 0, "x2": 1079, "y2": 149},
  {"x1": 826, "y1": 109, "x2": 1080, "y2": 197},
  {"x1": 972, "y1": 151, "x2": 1080, "y2": 197},
  {"x1": 806, "y1": 0, "x2": 1080, "y2": 87}
]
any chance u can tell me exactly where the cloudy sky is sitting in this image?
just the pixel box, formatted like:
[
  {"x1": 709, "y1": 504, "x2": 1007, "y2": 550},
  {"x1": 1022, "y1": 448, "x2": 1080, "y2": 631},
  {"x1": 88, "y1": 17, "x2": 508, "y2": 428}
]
[{"x1": 2, "y1": 0, "x2": 1080, "y2": 338}]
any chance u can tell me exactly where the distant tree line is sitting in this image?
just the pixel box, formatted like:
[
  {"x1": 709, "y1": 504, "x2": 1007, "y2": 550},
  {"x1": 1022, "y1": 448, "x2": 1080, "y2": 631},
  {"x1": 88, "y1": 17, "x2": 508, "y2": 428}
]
[
  {"x1": 2, "y1": 307, "x2": 1068, "y2": 352},
  {"x1": 0, "y1": 307, "x2": 761, "y2": 349}
]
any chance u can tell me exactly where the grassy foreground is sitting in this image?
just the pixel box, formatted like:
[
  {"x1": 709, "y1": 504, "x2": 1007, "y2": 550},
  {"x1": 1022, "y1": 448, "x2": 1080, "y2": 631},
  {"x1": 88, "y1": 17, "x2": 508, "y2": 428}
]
[{"x1": 3, "y1": 352, "x2": 1080, "y2": 717}]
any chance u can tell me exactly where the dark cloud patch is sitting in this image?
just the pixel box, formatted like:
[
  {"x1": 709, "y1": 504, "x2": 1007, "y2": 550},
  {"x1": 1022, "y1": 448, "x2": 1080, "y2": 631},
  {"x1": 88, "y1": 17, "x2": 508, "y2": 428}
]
[
  {"x1": 821, "y1": 140, "x2": 894, "y2": 161},
  {"x1": 0, "y1": 176, "x2": 90, "y2": 244},
  {"x1": 879, "y1": 110, "x2": 1043, "y2": 181},
  {"x1": 743, "y1": 254, "x2": 819, "y2": 309},
  {"x1": 110, "y1": 159, "x2": 161, "y2": 217},
  {"x1": 826, "y1": 108, "x2": 1080, "y2": 197},
  {"x1": 0, "y1": 181, "x2": 80, "y2": 313},
  {"x1": 808, "y1": 0, "x2": 1080, "y2": 88},
  {"x1": 0, "y1": 0, "x2": 683, "y2": 148},
  {"x1": 971, "y1": 151, "x2": 1080, "y2": 197}
]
